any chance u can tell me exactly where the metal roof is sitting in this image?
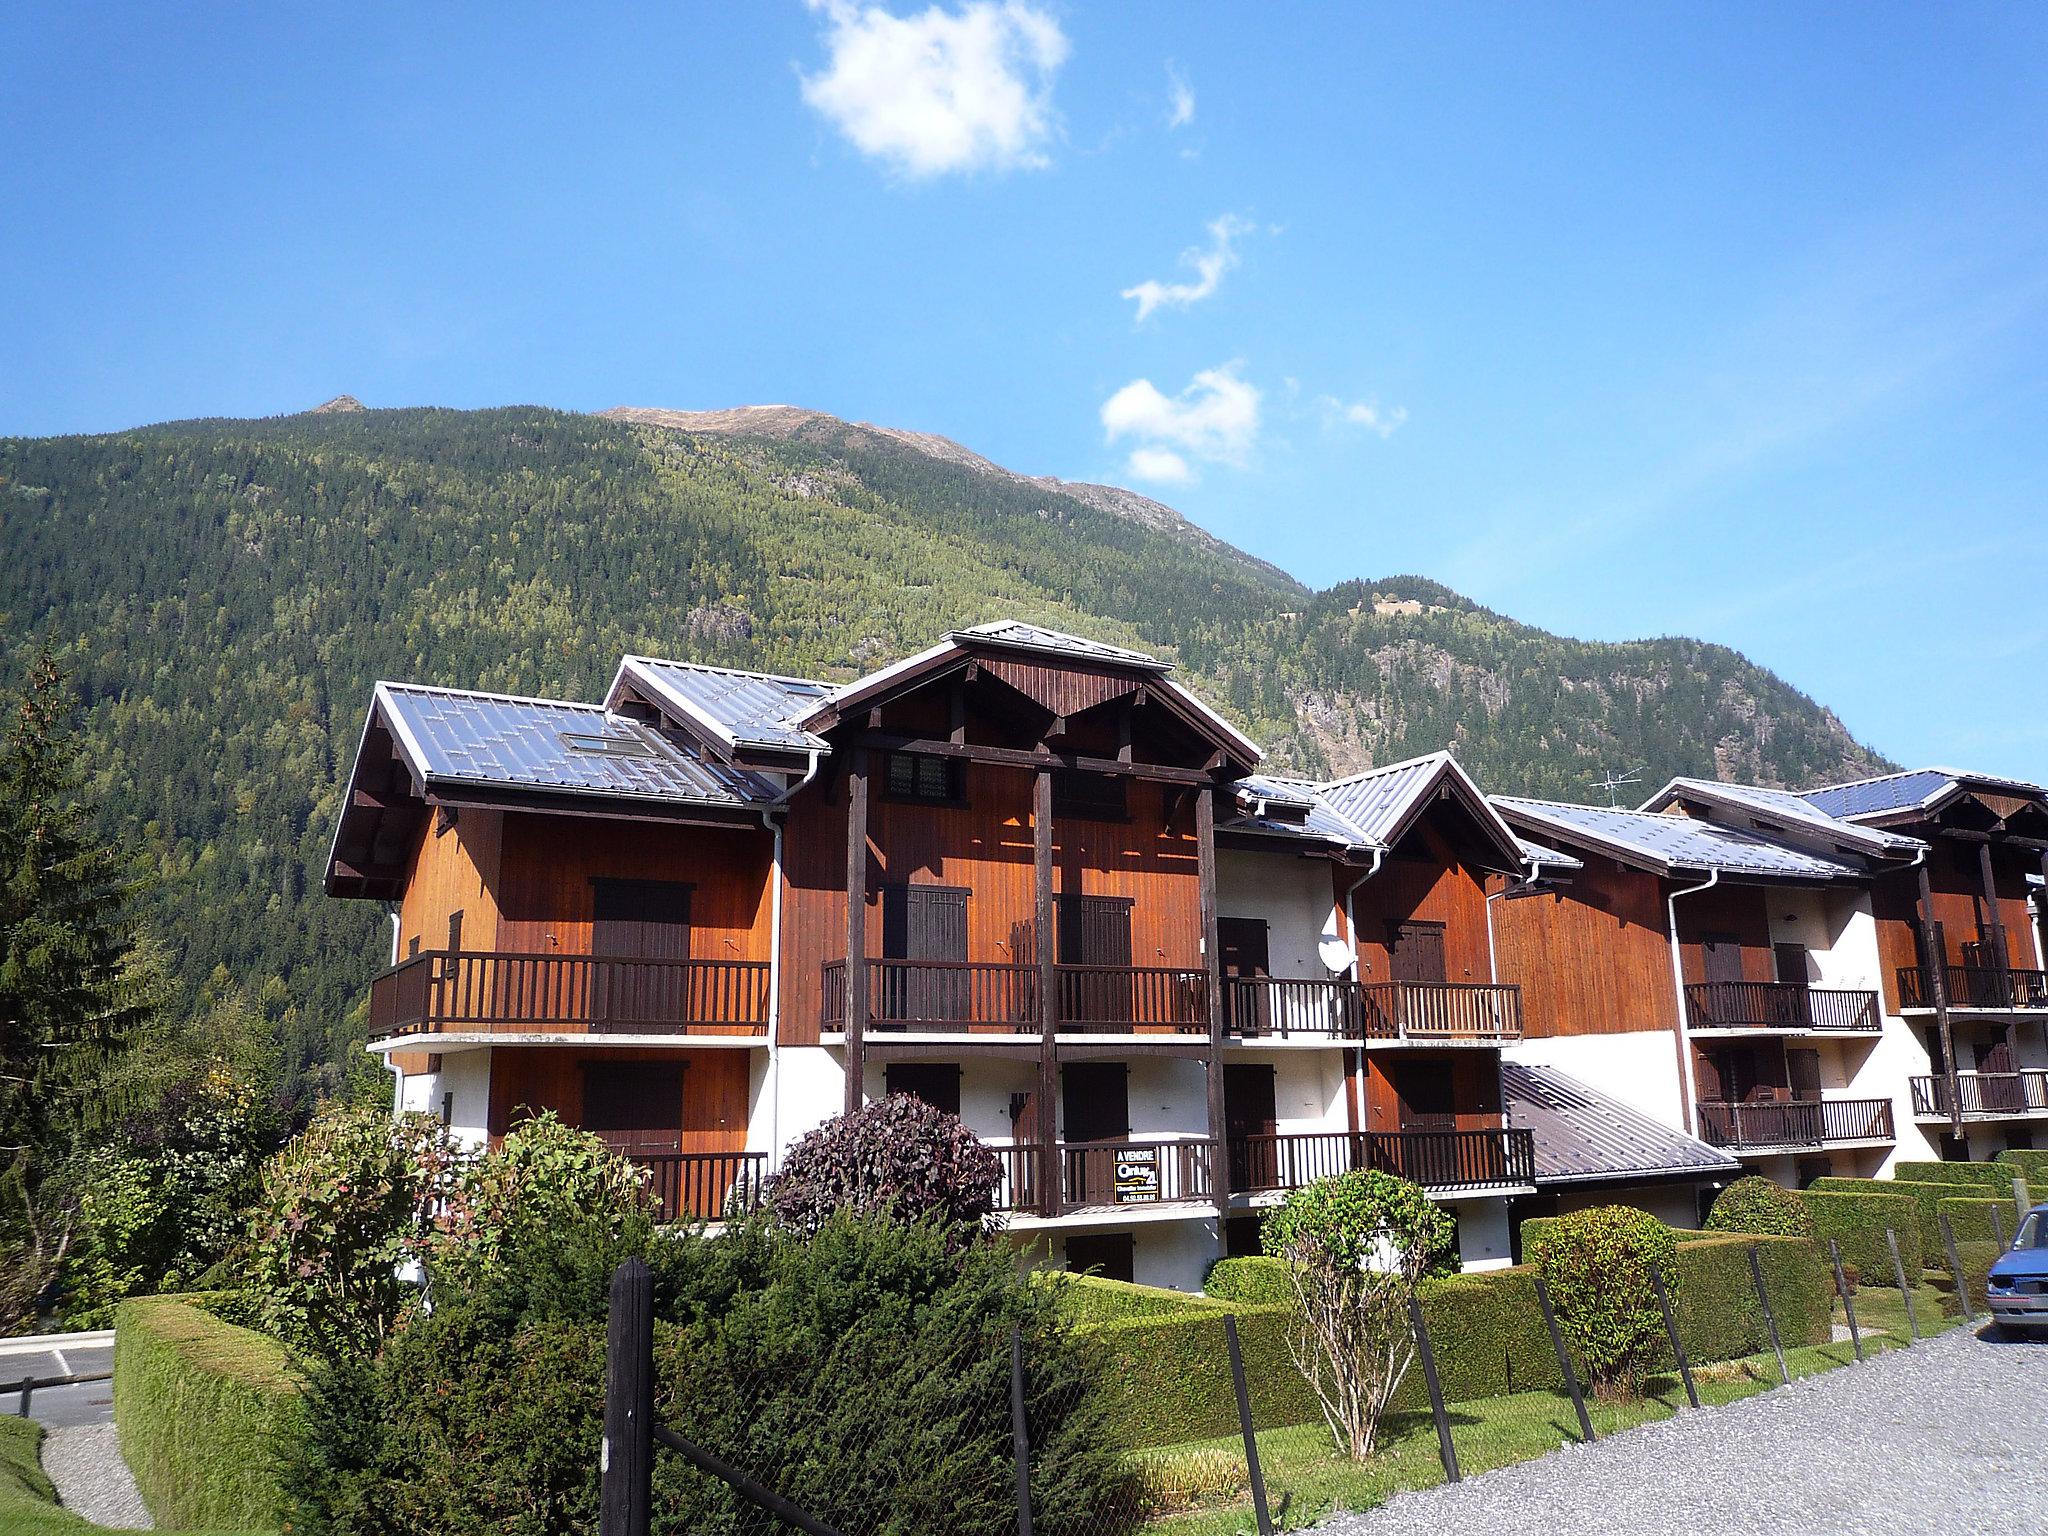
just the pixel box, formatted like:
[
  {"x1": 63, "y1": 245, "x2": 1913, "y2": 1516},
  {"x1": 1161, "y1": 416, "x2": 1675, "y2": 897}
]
[
  {"x1": 1491, "y1": 796, "x2": 1868, "y2": 882},
  {"x1": 1643, "y1": 777, "x2": 1925, "y2": 856},
  {"x1": 610, "y1": 656, "x2": 831, "y2": 754},
  {"x1": 952, "y1": 620, "x2": 1168, "y2": 671},
  {"x1": 1512, "y1": 835, "x2": 1584, "y2": 872},
  {"x1": 1315, "y1": 752, "x2": 1528, "y2": 867},
  {"x1": 377, "y1": 683, "x2": 780, "y2": 807},
  {"x1": 1504, "y1": 1062, "x2": 1739, "y2": 1186},
  {"x1": 1226, "y1": 774, "x2": 1379, "y2": 851},
  {"x1": 1799, "y1": 767, "x2": 2048, "y2": 822}
]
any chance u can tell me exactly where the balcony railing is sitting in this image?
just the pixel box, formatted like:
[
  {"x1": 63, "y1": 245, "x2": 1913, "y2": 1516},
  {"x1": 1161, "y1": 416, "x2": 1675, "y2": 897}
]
[
  {"x1": 1684, "y1": 981, "x2": 1880, "y2": 1033},
  {"x1": 821, "y1": 961, "x2": 1207, "y2": 1034},
  {"x1": 1695, "y1": 1097, "x2": 1895, "y2": 1149},
  {"x1": 1898, "y1": 965, "x2": 2048, "y2": 1011},
  {"x1": 368, "y1": 951, "x2": 772, "y2": 1040},
  {"x1": 991, "y1": 1139, "x2": 1216, "y2": 1214},
  {"x1": 1223, "y1": 977, "x2": 1365, "y2": 1039},
  {"x1": 1909, "y1": 1071, "x2": 2048, "y2": 1119},
  {"x1": 1357, "y1": 982, "x2": 1524, "y2": 1043},
  {"x1": 1228, "y1": 1127, "x2": 1537, "y2": 1194},
  {"x1": 629, "y1": 1150, "x2": 768, "y2": 1223}
]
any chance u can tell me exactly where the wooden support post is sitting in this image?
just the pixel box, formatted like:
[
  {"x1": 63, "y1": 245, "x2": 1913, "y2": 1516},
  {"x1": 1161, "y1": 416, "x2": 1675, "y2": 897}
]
[
  {"x1": 1534, "y1": 1274, "x2": 1595, "y2": 1441},
  {"x1": 1034, "y1": 768, "x2": 1059, "y2": 1218},
  {"x1": 1408, "y1": 1293, "x2": 1459, "y2": 1483},
  {"x1": 1977, "y1": 840, "x2": 2010, "y2": 978},
  {"x1": 1010, "y1": 1326, "x2": 1035, "y2": 1536},
  {"x1": 1828, "y1": 1239, "x2": 1864, "y2": 1363},
  {"x1": 844, "y1": 748, "x2": 869, "y2": 1116},
  {"x1": 1747, "y1": 1244, "x2": 1789, "y2": 1385},
  {"x1": 601, "y1": 1258, "x2": 654, "y2": 1536},
  {"x1": 1197, "y1": 783, "x2": 1230, "y2": 1214},
  {"x1": 1650, "y1": 1263, "x2": 1699, "y2": 1409},
  {"x1": 1916, "y1": 862, "x2": 1962, "y2": 1137},
  {"x1": 14, "y1": 1377, "x2": 30, "y2": 1418},
  {"x1": 1224, "y1": 1317, "x2": 1274, "y2": 1536},
  {"x1": 1887, "y1": 1228, "x2": 1919, "y2": 1341}
]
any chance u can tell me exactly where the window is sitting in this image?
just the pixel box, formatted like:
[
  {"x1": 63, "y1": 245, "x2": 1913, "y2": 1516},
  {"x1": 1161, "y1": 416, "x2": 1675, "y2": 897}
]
[
  {"x1": 883, "y1": 751, "x2": 962, "y2": 805},
  {"x1": 884, "y1": 1062, "x2": 962, "y2": 1116},
  {"x1": 440, "y1": 1092, "x2": 453, "y2": 1128},
  {"x1": 1053, "y1": 769, "x2": 1127, "y2": 821}
]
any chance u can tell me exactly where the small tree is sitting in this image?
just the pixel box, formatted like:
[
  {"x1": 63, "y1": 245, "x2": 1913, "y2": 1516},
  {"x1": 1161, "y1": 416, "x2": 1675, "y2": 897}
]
[
  {"x1": 765, "y1": 1094, "x2": 1002, "y2": 1235},
  {"x1": 1526, "y1": 1205, "x2": 1678, "y2": 1398},
  {"x1": 1262, "y1": 1169, "x2": 1454, "y2": 1459},
  {"x1": 1704, "y1": 1175, "x2": 1814, "y2": 1238}
]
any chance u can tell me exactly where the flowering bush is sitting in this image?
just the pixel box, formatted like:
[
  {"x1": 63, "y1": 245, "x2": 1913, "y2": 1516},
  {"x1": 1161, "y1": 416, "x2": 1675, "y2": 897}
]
[
  {"x1": 1527, "y1": 1204, "x2": 1678, "y2": 1398},
  {"x1": 764, "y1": 1094, "x2": 1002, "y2": 1235}
]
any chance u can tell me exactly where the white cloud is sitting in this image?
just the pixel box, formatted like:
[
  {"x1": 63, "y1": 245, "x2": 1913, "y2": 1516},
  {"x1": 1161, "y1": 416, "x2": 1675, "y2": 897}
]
[
  {"x1": 799, "y1": 0, "x2": 1069, "y2": 179},
  {"x1": 1320, "y1": 395, "x2": 1409, "y2": 439},
  {"x1": 1120, "y1": 214, "x2": 1252, "y2": 322},
  {"x1": 1101, "y1": 362, "x2": 1262, "y2": 483},
  {"x1": 1125, "y1": 447, "x2": 1194, "y2": 484},
  {"x1": 1165, "y1": 62, "x2": 1195, "y2": 129}
]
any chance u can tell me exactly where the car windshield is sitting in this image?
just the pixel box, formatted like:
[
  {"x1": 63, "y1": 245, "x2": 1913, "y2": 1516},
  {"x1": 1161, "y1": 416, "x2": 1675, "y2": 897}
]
[{"x1": 2016, "y1": 1213, "x2": 2047, "y2": 1251}]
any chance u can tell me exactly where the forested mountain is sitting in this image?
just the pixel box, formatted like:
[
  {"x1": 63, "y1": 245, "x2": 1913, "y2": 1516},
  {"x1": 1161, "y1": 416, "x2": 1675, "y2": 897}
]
[{"x1": 0, "y1": 404, "x2": 1889, "y2": 1096}]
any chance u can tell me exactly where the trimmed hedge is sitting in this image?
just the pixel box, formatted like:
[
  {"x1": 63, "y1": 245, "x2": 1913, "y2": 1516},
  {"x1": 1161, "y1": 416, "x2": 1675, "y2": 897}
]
[
  {"x1": 1080, "y1": 1301, "x2": 1316, "y2": 1448},
  {"x1": 1666, "y1": 1234, "x2": 1830, "y2": 1364},
  {"x1": 114, "y1": 1293, "x2": 303, "y2": 1531},
  {"x1": 1995, "y1": 1149, "x2": 2048, "y2": 1193},
  {"x1": 1058, "y1": 1273, "x2": 1234, "y2": 1324},
  {"x1": 1934, "y1": 1196, "x2": 2012, "y2": 1246},
  {"x1": 1894, "y1": 1161, "x2": 2033, "y2": 1201},
  {"x1": 1202, "y1": 1256, "x2": 1295, "y2": 1308},
  {"x1": 1797, "y1": 1189, "x2": 1922, "y2": 1279},
  {"x1": 1810, "y1": 1177, "x2": 1978, "y2": 1254}
]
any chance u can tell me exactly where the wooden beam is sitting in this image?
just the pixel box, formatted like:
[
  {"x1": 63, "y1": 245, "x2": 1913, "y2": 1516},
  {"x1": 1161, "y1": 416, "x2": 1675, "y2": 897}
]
[
  {"x1": 1915, "y1": 859, "x2": 1962, "y2": 1137},
  {"x1": 1116, "y1": 697, "x2": 1134, "y2": 766},
  {"x1": 858, "y1": 732, "x2": 1225, "y2": 784},
  {"x1": 1197, "y1": 783, "x2": 1230, "y2": 1214},
  {"x1": 948, "y1": 678, "x2": 967, "y2": 746},
  {"x1": 844, "y1": 748, "x2": 870, "y2": 1117},
  {"x1": 1977, "y1": 840, "x2": 2011, "y2": 973},
  {"x1": 1034, "y1": 767, "x2": 1059, "y2": 1218}
]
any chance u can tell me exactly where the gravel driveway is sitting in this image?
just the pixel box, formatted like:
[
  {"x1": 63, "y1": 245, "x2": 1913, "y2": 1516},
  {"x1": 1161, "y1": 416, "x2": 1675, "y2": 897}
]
[
  {"x1": 1317, "y1": 1326, "x2": 2048, "y2": 1536},
  {"x1": 40, "y1": 1423, "x2": 154, "y2": 1529}
]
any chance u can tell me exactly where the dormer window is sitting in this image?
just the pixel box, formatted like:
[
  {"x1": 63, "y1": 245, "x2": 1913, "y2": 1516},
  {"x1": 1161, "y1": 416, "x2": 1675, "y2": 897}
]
[{"x1": 558, "y1": 731, "x2": 659, "y2": 759}]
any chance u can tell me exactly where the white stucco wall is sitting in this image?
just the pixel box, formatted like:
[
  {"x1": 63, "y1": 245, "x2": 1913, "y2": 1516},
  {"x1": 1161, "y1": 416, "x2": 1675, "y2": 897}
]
[
  {"x1": 388, "y1": 1045, "x2": 492, "y2": 1148},
  {"x1": 1217, "y1": 849, "x2": 1344, "y2": 979},
  {"x1": 1507, "y1": 1030, "x2": 1686, "y2": 1130},
  {"x1": 772, "y1": 1044, "x2": 847, "y2": 1160}
]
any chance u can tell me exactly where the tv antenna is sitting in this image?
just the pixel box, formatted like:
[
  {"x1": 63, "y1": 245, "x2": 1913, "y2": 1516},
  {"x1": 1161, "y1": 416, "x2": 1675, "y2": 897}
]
[{"x1": 1590, "y1": 765, "x2": 1646, "y2": 808}]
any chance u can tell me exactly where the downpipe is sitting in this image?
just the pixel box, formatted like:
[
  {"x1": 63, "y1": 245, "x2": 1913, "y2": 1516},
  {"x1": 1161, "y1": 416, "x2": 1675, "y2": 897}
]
[{"x1": 1666, "y1": 868, "x2": 1720, "y2": 1137}]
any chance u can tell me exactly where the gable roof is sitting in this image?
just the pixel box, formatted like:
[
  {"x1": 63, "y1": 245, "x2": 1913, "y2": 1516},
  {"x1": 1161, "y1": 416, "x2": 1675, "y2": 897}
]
[
  {"x1": 608, "y1": 656, "x2": 832, "y2": 756},
  {"x1": 1224, "y1": 773, "x2": 1381, "y2": 854},
  {"x1": 1491, "y1": 796, "x2": 1869, "y2": 882},
  {"x1": 1641, "y1": 777, "x2": 1925, "y2": 857},
  {"x1": 1799, "y1": 767, "x2": 2048, "y2": 823},
  {"x1": 1512, "y1": 834, "x2": 1585, "y2": 872},
  {"x1": 1316, "y1": 752, "x2": 1528, "y2": 872},
  {"x1": 1504, "y1": 1062, "x2": 1739, "y2": 1186}
]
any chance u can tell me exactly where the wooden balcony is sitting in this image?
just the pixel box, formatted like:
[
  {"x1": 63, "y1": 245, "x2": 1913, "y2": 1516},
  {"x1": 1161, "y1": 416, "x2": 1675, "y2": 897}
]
[
  {"x1": 1909, "y1": 1071, "x2": 2048, "y2": 1120},
  {"x1": 367, "y1": 951, "x2": 772, "y2": 1041},
  {"x1": 629, "y1": 1150, "x2": 769, "y2": 1223},
  {"x1": 821, "y1": 960, "x2": 1208, "y2": 1035},
  {"x1": 1898, "y1": 964, "x2": 2048, "y2": 1012},
  {"x1": 1695, "y1": 1097, "x2": 1895, "y2": 1150},
  {"x1": 1356, "y1": 982, "x2": 1523, "y2": 1044},
  {"x1": 1684, "y1": 981, "x2": 1880, "y2": 1033},
  {"x1": 1222, "y1": 976, "x2": 1364, "y2": 1040},
  {"x1": 1228, "y1": 1127, "x2": 1537, "y2": 1194},
  {"x1": 990, "y1": 1139, "x2": 1216, "y2": 1215}
]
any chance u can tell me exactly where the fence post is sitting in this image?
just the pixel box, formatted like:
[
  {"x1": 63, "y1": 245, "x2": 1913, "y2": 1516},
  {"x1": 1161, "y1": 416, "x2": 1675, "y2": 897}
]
[
  {"x1": 1648, "y1": 1264, "x2": 1698, "y2": 1410},
  {"x1": 1827, "y1": 1239, "x2": 1863, "y2": 1363},
  {"x1": 601, "y1": 1258, "x2": 654, "y2": 1536},
  {"x1": 1992, "y1": 1205, "x2": 2007, "y2": 1252},
  {"x1": 1009, "y1": 1326, "x2": 1034, "y2": 1536},
  {"x1": 1939, "y1": 1213, "x2": 1976, "y2": 1324},
  {"x1": 1746, "y1": 1244, "x2": 1789, "y2": 1385},
  {"x1": 13, "y1": 1378, "x2": 30, "y2": 1418},
  {"x1": 1885, "y1": 1228, "x2": 1919, "y2": 1342},
  {"x1": 1406, "y1": 1293, "x2": 1459, "y2": 1484},
  {"x1": 1223, "y1": 1317, "x2": 1274, "y2": 1536},
  {"x1": 2016, "y1": 1175, "x2": 2032, "y2": 1225},
  {"x1": 1532, "y1": 1274, "x2": 1594, "y2": 1442}
]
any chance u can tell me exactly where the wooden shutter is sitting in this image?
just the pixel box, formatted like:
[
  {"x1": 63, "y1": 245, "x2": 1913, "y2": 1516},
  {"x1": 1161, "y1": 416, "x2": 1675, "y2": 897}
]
[
  {"x1": 1388, "y1": 921, "x2": 1447, "y2": 984},
  {"x1": 1058, "y1": 895, "x2": 1135, "y2": 966},
  {"x1": 1787, "y1": 1048, "x2": 1822, "y2": 1101},
  {"x1": 592, "y1": 879, "x2": 692, "y2": 959},
  {"x1": 1701, "y1": 932, "x2": 1745, "y2": 986},
  {"x1": 580, "y1": 1061, "x2": 684, "y2": 1152},
  {"x1": 880, "y1": 885, "x2": 969, "y2": 1023},
  {"x1": 884, "y1": 1062, "x2": 962, "y2": 1117},
  {"x1": 1224, "y1": 1064, "x2": 1278, "y2": 1194}
]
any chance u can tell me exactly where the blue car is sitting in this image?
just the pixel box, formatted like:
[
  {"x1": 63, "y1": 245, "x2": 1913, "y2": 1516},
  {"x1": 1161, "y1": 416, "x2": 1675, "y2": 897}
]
[{"x1": 1988, "y1": 1203, "x2": 2048, "y2": 1336}]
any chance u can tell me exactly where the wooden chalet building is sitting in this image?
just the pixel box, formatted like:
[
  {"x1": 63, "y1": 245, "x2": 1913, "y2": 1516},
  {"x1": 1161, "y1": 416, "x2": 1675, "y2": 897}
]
[{"x1": 327, "y1": 623, "x2": 1543, "y2": 1287}]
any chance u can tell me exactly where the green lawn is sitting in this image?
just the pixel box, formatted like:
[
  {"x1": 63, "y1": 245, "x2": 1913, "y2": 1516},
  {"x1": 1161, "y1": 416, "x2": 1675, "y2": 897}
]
[
  {"x1": 0, "y1": 1417, "x2": 266, "y2": 1536},
  {"x1": 1133, "y1": 1279, "x2": 1964, "y2": 1536}
]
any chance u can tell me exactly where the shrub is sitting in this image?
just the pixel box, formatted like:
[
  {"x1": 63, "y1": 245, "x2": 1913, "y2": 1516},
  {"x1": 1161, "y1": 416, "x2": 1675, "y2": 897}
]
[
  {"x1": 1995, "y1": 1149, "x2": 2048, "y2": 1193},
  {"x1": 1202, "y1": 1255, "x2": 1295, "y2": 1307},
  {"x1": 1526, "y1": 1205, "x2": 1677, "y2": 1398},
  {"x1": 113, "y1": 1293, "x2": 303, "y2": 1530},
  {"x1": 1893, "y1": 1160, "x2": 2030, "y2": 1199},
  {"x1": 1796, "y1": 1188, "x2": 1921, "y2": 1278},
  {"x1": 244, "y1": 1103, "x2": 470, "y2": 1362},
  {"x1": 765, "y1": 1094, "x2": 1002, "y2": 1235},
  {"x1": 1705, "y1": 1176, "x2": 1814, "y2": 1239},
  {"x1": 1262, "y1": 1169, "x2": 1453, "y2": 1458},
  {"x1": 1668, "y1": 1235, "x2": 1830, "y2": 1361}
]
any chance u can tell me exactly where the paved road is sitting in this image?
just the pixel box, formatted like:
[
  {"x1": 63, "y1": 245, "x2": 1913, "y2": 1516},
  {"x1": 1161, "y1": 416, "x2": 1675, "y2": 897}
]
[
  {"x1": 1321, "y1": 1326, "x2": 2048, "y2": 1536},
  {"x1": 2, "y1": 1338, "x2": 116, "y2": 1427}
]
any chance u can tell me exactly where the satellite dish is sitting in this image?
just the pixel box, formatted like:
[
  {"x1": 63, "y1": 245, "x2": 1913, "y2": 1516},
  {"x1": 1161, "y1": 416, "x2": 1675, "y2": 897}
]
[{"x1": 1318, "y1": 932, "x2": 1356, "y2": 974}]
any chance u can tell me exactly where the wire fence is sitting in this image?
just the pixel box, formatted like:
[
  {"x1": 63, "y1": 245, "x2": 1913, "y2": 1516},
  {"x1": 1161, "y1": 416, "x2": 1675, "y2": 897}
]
[{"x1": 599, "y1": 1220, "x2": 1999, "y2": 1536}]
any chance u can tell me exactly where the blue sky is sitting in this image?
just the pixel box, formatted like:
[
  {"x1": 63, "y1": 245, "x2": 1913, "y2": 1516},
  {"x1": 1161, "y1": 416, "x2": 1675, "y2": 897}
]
[{"x1": 5, "y1": 5, "x2": 2046, "y2": 781}]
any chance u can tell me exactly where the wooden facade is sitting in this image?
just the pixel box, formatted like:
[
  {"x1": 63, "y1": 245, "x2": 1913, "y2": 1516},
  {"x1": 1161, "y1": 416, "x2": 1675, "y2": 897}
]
[
  {"x1": 484, "y1": 1045, "x2": 753, "y2": 1152},
  {"x1": 1489, "y1": 854, "x2": 1678, "y2": 1039}
]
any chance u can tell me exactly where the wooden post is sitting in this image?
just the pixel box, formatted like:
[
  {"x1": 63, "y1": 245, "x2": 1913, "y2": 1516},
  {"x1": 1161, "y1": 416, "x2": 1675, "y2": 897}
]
[
  {"x1": 843, "y1": 749, "x2": 870, "y2": 1116},
  {"x1": 601, "y1": 1258, "x2": 654, "y2": 1536},
  {"x1": 1650, "y1": 1263, "x2": 1699, "y2": 1409},
  {"x1": 1746, "y1": 1244, "x2": 1789, "y2": 1385},
  {"x1": 1939, "y1": 1212, "x2": 1976, "y2": 1323},
  {"x1": 1534, "y1": 1274, "x2": 1595, "y2": 1441},
  {"x1": 1993, "y1": 1204, "x2": 2008, "y2": 1251},
  {"x1": 1886, "y1": 1228, "x2": 1919, "y2": 1341},
  {"x1": 2015, "y1": 1175, "x2": 2032, "y2": 1224},
  {"x1": 1407, "y1": 1294, "x2": 1459, "y2": 1483},
  {"x1": 1828, "y1": 1239, "x2": 1864, "y2": 1362},
  {"x1": 13, "y1": 1377, "x2": 30, "y2": 1418},
  {"x1": 1034, "y1": 768, "x2": 1059, "y2": 1217},
  {"x1": 1224, "y1": 1317, "x2": 1274, "y2": 1535},
  {"x1": 1915, "y1": 863, "x2": 1963, "y2": 1137},
  {"x1": 1977, "y1": 840, "x2": 2011, "y2": 980},
  {"x1": 1010, "y1": 1326, "x2": 1034, "y2": 1536},
  {"x1": 1196, "y1": 783, "x2": 1230, "y2": 1213}
]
